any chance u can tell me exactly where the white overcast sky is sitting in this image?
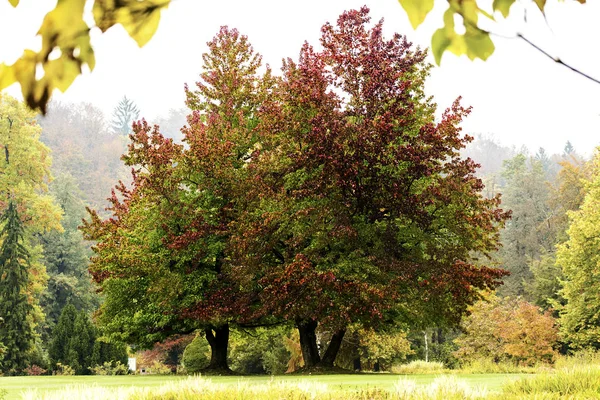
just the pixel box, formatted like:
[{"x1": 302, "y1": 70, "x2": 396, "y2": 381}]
[{"x1": 1, "y1": 0, "x2": 599, "y2": 155}]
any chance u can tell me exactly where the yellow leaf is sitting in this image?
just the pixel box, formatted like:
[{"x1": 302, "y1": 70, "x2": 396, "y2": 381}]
[
  {"x1": 8, "y1": 0, "x2": 19, "y2": 6},
  {"x1": 464, "y1": 26, "x2": 495, "y2": 61},
  {"x1": 398, "y1": 0, "x2": 435, "y2": 29},
  {"x1": 93, "y1": 0, "x2": 170, "y2": 47},
  {"x1": 0, "y1": 64, "x2": 16, "y2": 90},
  {"x1": 492, "y1": 0, "x2": 516, "y2": 18},
  {"x1": 533, "y1": 0, "x2": 546, "y2": 12},
  {"x1": 121, "y1": 6, "x2": 162, "y2": 47}
]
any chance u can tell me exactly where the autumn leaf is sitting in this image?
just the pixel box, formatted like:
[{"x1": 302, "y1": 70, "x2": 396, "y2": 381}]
[{"x1": 397, "y1": 0, "x2": 434, "y2": 29}]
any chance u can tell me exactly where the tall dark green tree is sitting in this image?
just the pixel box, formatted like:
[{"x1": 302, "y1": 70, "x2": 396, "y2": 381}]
[
  {"x1": 48, "y1": 303, "x2": 77, "y2": 371},
  {"x1": 110, "y1": 96, "x2": 140, "y2": 136},
  {"x1": 0, "y1": 201, "x2": 34, "y2": 374}
]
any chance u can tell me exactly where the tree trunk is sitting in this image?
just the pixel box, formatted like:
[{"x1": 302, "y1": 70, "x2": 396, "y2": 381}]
[
  {"x1": 297, "y1": 319, "x2": 320, "y2": 367},
  {"x1": 351, "y1": 330, "x2": 362, "y2": 372},
  {"x1": 353, "y1": 357, "x2": 362, "y2": 372},
  {"x1": 423, "y1": 330, "x2": 429, "y2": 362},
  {"x1": 320, "y1": 328, "x2": 346, "y2": 367},
  {"x1": 204, "y1": 324, "x2": 231, "y2": 373}
]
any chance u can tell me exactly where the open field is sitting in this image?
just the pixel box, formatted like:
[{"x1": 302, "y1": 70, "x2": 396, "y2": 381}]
[{"x1": 0, "y1": 373, "x2": 524, "y2": 400}]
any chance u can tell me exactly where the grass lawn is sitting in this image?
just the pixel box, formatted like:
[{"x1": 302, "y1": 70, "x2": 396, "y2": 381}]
[{"x1": 0, "y1": 373, "x2": 525, "y2": 400}]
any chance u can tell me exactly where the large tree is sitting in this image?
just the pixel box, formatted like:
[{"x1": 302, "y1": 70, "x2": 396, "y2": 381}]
[
  {"x1": 233, "y1": 7, "x2": 509, "y2": 369},
  {"x1": 82, "y1": 26, "x2": 274, "y2": 373},
  {"x1": 84, "y1": 9, "x2": 509, "y2": 372},
  {"x1": 557, "y1": 150, "x2": 600, "y2": 348},
  {"x1": 0, "y1": 201, "x2": 34, "y2": 374}
]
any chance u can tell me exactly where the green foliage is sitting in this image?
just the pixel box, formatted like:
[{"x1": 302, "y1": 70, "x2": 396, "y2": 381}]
[
  {"x1": 558, "y1": 150, "x2": 600, "y2": 348},
  {"x1": 0, "y1": 201, "x2": 34, "y2": 374},
  {"x1": 53, "y1": 362, "x2": 75, "y2": 376},
  {"x1": 228, "y1": 327, "x2": 291, "y2": 375},
  {"x1": 48, "y1": 303, "x2": 77, "y2": 370},
  {"x1": 358, "y1": 329, "x2": 413, "y2": 371},
  {"x1": 397, "y1": 0, "x2": 587, "y2": 66},
  {"x1": 498, "y1": 153, "x2": 553, "y2": 297},
  {"x1": 90, "y1": 361, "x2": 128, "y2": 375},
  {"x1": 0, "y1": 0, "x2": 170, "y2": 114},
  {"x1": 40, "y1": 174, "x2": 99, "y2": 340},
  {"x1": 181, "y1": 334, "x2": 210, "y2": 374},
  {"x1": 49, "y1": 305, "x2": 127, "y2": 374}
]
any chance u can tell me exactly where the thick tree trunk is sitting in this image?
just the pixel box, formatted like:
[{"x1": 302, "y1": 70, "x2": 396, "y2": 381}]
[
  {"x1": 296, "y1": 319, "x2": 346, "y2": 369},
  {"x1": 297, "y1": 319, "x2": 321, "y2": 367},
  {"x1": 204, "y1": 324, "x2": 231, "y2": 373},
  {"x1": 320, "y1": 328, "x2": 346, "y2": 367}
]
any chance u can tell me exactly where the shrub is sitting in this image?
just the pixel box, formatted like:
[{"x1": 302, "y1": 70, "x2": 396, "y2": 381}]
[
  {"x1": 454, "y1": 295, "x2": 559, "y2": 366},
  {"x1": 181, "y1": 334, "x2": 210, "y2": 373},
  {"x1": 147, "y1": 361, "x2": 173, "y2": 375},
  {"x1": 91, "y1": 361, "x2": 129, "y2": 375},
  {"x1": 54, "y1": 363, "x2": 74, "y2": 376},
  {"x1": 24, "y1": 365, "x2": 47, "y2": 376}
]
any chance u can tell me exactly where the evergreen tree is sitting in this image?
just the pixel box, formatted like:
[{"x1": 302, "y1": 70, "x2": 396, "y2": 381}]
[
  {"x1": 48, "y1": 303, "x2": 77, "y2": 370},
  {"x1": 110, "y1": 96, "x2": 140, "y2": 135},
  {"x1": 0, "y1": 201, "x2": 34, "y2": 374},
  {"x1": 69, "y1": 311, "x2": 96, "y2": 374},
  {"x1": 564, "y1": 141, "x2": 575, "y2": 156}
]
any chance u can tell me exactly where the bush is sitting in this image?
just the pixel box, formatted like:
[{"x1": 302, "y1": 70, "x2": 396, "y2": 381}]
[
  {"x1": 181, "y1": 334, "x2": 210, "y2": 373},
  {"x1": 24, "y1": 365, "x2": 47, "y2": 376},
  {"x1": 454, "y1": 295, "x2": 559, "y2": 366},
  {"x1": 147, "y1": 361, "x2": 173, "y2": 375},
  {"x1": 54, "y1": 363, "x2": 75, "y2": 376},
  {"x1": 91, "y1": 361, "x2": 129, "y2": 375}
]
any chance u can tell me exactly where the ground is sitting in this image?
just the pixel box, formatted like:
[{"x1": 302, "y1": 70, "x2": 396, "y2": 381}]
[{"x1": 1, "y1": 373, "x2": 524, "y2": 400}]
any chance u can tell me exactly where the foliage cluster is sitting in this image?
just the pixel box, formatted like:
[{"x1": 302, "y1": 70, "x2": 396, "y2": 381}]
[
  {"x1": 90, "y1": 361, "x2": 129, "y2": 375},
  {"x1": 48, "y1": 304, "x2": 127, "y2": 375},
  {"x1": 454, "y1": 295, "x2": 559, "y2": 366},
  {"x1": 82, "y1": 7, "x2": 509, "y2": 373}
]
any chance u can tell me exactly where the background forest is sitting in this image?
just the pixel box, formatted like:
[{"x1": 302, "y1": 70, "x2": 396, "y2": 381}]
[{"x1": 1, "y1": 7, "x2": 600, "y2": 378}]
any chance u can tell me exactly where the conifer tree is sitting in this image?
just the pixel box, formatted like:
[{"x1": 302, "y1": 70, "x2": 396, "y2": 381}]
[
  {"x1": 0, "y1": 201, "x2": 34, "y2": 374},
  {"x1": 110, "y1": 96, "x2": 140, "y2": 135},
  {"x1": 48, "y1": 303, "x2": 77, "y2": 370}
]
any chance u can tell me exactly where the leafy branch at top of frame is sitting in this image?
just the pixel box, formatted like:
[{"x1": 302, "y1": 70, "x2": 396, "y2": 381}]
[
  {"x1": 398, "y1": 0, "x2": 598, "y2": 84},
  {"x1": 0, "y1": 0, "x2": 171, "y2": 114}
]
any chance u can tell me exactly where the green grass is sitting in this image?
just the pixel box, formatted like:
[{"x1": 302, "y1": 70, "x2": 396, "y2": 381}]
[{"x1": 0, "y1": 373, "x2": 522, "y2": 400}]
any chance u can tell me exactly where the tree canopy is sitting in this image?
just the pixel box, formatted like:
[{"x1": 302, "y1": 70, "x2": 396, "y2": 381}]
[{"x1": 83, "y1": 8, "x2": 509, "y2": 371}]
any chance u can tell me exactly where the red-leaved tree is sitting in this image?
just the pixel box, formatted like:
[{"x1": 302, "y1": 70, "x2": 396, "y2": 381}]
[{"x1": 231, "y1": 7, "x2": 509, "y2": 369}]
